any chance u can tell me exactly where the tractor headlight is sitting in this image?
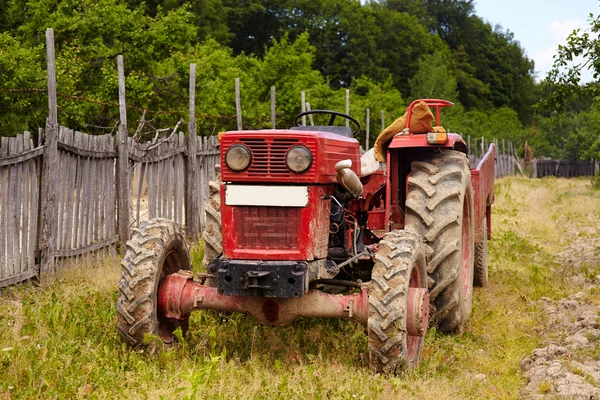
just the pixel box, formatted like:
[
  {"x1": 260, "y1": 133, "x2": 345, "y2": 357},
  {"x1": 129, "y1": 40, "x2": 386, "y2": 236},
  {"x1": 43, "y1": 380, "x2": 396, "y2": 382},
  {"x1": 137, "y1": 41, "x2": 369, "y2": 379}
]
[
  {"x1": 286, "y1": 145, "x2": 312, "y2": 173},
  {"x1": 225, "y1": 145, "x2": 251, "y2": 171}
]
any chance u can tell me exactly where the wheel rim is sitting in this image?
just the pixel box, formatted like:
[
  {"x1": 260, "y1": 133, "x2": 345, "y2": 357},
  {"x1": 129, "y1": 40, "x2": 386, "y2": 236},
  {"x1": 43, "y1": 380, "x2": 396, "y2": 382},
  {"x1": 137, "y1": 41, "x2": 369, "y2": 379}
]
[
  {"x1": 460, "y1": 196, "x2": 473, "y2": 300},
  {"x1": 406, "y1": 263, "x2": 426, "y2": 363}
]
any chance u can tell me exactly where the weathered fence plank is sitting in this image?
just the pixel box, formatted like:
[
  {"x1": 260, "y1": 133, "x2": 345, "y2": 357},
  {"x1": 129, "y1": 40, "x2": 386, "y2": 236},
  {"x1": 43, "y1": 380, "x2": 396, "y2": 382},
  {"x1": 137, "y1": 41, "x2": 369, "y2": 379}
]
[{"x1": 40, "y1": 28, "x2": 59, "y2": 276}]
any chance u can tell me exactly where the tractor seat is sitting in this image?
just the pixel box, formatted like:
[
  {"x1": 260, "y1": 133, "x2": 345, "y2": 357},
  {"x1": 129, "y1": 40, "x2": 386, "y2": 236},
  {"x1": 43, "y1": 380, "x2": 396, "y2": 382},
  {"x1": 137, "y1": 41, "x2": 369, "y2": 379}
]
[{"x1": 290, "y1": 126, "x2": 353, "y2": 138}]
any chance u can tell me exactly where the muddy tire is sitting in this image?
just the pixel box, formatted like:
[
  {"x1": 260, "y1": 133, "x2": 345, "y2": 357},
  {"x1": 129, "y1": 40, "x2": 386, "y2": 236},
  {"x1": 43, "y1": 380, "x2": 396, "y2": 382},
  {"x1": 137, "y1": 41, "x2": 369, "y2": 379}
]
[
  {"x1": 474, "y1": 216, "x2": 488, "y2": 287},
  {"x1": 405, "y1": 150, "x2": 475, "y2": 332},
  {"x1": 117, "y1": 219, "x2": 191, "y2": 351},
  {"x1": 368, "y1": 230, "x2": 428, "y2": 374},
  {"x1": 202, "y1": 164, "x2": 222, "y2": 286}
]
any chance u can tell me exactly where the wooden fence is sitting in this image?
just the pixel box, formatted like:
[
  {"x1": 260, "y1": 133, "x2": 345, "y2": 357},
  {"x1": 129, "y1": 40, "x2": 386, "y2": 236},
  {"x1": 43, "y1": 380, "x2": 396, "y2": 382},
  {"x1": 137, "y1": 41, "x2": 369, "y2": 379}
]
[
  {"x1": 0, "y1": 132, "x2": 42, "y2": 287},
  {"x1": 468, "y1": 138, "x2": 517, "y2": 178},
  {"x1": 129, "y1": 133, "x2": 219, "y2": 229},
  {"x1": 530, "y1": 159, "x2": 596, "y2": 178},
  {"x1": 0, "y1": 126, "x2": 219, "y2": 288}
]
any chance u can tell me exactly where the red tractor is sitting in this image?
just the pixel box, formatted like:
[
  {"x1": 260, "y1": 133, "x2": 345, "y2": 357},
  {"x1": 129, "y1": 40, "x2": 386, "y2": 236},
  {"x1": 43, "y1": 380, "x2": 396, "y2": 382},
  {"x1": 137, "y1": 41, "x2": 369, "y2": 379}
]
[{"x1": 117, "y1": 99, "x2": 496, "y2": 373}]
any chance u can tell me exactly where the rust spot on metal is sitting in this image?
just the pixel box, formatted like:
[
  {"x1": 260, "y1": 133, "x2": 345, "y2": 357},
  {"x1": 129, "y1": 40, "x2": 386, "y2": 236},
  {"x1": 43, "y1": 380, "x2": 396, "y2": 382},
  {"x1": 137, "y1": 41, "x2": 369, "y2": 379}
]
[{"x1": 262, "y1": 299, "x2": 279, "y2": 323}]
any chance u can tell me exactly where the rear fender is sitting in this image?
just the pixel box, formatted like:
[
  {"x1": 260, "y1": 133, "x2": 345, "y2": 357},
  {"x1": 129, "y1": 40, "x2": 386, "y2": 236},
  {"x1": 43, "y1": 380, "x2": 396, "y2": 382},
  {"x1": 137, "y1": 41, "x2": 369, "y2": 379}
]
[
  {"x1": 388, "y1": 133, "x2": 468, "y2": 154},
  {"x1": 471, "y1": 143, "x2": 497, "y2": 242}
]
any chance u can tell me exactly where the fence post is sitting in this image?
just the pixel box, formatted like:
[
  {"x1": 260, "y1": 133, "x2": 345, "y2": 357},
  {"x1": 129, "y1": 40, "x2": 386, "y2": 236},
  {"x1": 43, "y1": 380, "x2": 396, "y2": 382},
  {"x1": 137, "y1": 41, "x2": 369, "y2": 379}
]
[
  {"x1": 381, "y1": 110, "x2": 385, "y2": 131},
  {"x1": 365, "y1": 108, "x2": 370, "y2": 150},
  {"x1": 271, "y1": 86, "x2": 276, "y2": 129},
  {"x1": 345, "y1": 89, "x2": 350, "y2": 127},
  {"x1": 235, "y1": 77, "x2": 242, "y2": 130},
  {"x1": 186, "y1": 63, "x2": 200, "y2": 239},
  {"x1": 39, "y1": 28, "x2": 59, "y2": 277},
  {"x1": 116, "y1": 55, "x2": 130, "y2": 245},
  {"x1": 301, "y1": 91, "x2": 306, "y2": 126}
]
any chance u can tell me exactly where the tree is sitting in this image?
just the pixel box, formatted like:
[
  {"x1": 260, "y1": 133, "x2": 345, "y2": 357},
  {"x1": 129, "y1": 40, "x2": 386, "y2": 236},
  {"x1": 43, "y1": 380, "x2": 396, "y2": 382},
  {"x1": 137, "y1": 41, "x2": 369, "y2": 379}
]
[
  {"x1": 409, "y1": 50, "x2": 458, "y2": 101},
  {"x1": 539, "y1": 12, "x2": 600, "y2": 115}
]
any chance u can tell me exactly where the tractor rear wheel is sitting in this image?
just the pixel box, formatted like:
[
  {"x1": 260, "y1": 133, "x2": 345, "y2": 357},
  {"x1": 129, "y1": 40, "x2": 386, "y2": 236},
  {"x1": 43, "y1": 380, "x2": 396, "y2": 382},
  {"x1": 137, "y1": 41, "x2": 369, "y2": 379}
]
[
  {"x1": 405, "y1": 150, "x2": 475, "y2": 332},
  {"x1": 117, "y1": 219, "x2": 191, "y2": 351},
  {"x1": 202, "y1": 164, "x2": 222, "y2": 287},
  {"x1": 474, "y1": 216, "x2": 489, "y2": 287},
  {"x1": 368, "y1": 230, "x2": 428, "y2": 374}
]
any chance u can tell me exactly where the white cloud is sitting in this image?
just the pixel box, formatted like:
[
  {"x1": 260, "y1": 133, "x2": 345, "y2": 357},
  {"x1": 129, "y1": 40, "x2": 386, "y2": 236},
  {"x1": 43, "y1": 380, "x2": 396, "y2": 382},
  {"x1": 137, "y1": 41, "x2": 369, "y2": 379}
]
[{"x1": 533, "y1": 18, "x2": 594, "y2": 82}]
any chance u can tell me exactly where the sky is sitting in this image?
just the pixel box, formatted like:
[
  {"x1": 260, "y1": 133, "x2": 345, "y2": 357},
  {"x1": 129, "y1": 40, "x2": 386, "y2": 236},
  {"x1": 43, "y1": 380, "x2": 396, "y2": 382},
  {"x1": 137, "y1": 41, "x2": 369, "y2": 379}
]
[{"x1": 474, "y1": 0, "x2": 600, "y2": 82}]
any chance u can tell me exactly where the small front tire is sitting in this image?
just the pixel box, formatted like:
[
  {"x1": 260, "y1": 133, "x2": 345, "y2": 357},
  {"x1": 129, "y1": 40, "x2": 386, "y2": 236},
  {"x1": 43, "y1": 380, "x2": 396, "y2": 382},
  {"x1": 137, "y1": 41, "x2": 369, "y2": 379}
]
[{"x1": 117, "y1": 219, "x2": 191, "y2": 351}]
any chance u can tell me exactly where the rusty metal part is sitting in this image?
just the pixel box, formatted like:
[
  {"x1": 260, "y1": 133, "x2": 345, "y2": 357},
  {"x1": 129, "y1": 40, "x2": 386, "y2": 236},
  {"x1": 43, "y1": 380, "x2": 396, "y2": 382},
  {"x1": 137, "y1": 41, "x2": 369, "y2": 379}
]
[
  {"x1": 406, "y1": 288, "x2": 430, "y2": 337},
  {"x1": 314, "y1": 279, "x2": 362, "y2": 288},
  {"x1": 158, "y1": 272, "x2": 369, "y2": 326}
]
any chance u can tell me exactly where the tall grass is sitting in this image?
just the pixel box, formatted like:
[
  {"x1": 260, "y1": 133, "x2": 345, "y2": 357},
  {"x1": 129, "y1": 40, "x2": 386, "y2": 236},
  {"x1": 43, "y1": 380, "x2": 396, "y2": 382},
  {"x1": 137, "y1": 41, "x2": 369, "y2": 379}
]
[{"x1": 0, "y1": 177, "x2": 596, "y2": 399}]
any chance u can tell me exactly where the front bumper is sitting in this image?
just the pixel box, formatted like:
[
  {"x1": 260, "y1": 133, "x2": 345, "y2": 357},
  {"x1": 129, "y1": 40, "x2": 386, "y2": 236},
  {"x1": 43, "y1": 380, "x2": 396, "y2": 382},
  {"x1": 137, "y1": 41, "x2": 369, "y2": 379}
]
[{"x1": 213, "y1": 259, "x2": 308, "y2": 298}]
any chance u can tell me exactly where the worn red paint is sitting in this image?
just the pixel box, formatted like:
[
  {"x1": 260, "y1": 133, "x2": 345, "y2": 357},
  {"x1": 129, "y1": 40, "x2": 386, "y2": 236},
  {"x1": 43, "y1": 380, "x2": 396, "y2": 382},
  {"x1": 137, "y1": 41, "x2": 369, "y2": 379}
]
[
  {"x1": 158, "y1": 273, "x2": 370, "y2": 327},
  {"x1": 471, "y1": 143, "x2": 496, "y2": 242}
]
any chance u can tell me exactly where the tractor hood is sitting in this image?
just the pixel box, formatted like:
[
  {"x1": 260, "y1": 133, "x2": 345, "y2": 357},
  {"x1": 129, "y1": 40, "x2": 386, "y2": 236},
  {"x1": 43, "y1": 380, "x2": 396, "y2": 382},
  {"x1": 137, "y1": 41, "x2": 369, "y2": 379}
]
[{"x1": 220, "y1": 129, "x2": 360, "y2": 184}]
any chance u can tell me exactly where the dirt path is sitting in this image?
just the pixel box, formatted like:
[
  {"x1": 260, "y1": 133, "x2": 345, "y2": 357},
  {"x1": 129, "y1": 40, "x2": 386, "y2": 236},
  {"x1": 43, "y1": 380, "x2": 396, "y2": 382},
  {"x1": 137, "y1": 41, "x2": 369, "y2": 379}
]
[{"x1": 520, "y1": 229, "x2": 600, "y2": 399}]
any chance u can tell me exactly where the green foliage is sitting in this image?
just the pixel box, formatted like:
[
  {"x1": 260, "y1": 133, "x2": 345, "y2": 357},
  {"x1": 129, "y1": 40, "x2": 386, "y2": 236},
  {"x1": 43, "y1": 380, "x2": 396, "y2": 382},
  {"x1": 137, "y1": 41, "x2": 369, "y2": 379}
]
[
  {"x1": 540, "y1": 12, "x2": 600, "y2": 115},
  {"x1": 409, "y1": 50, "x2": 458, "y2": 102}
]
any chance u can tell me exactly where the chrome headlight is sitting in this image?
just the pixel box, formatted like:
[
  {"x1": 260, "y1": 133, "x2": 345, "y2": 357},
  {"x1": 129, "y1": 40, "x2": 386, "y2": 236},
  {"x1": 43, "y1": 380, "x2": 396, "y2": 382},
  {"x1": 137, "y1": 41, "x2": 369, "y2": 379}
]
[
  {"x1": 225, "y1": 145, "x2": 251, "y2": 171},
  {"x1": 286, "y1": 145, "x2": 312, "y2": 173}
]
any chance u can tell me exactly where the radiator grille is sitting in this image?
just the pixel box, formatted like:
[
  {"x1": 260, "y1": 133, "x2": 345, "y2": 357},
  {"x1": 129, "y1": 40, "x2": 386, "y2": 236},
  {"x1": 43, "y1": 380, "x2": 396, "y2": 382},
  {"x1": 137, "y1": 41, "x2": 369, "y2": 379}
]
[
  {"x1": 233, "y1": 206, "x2": 301, "y2": 250},
  {"x1": 222, "y1": 136, "x2": 316, "y2": 181}
]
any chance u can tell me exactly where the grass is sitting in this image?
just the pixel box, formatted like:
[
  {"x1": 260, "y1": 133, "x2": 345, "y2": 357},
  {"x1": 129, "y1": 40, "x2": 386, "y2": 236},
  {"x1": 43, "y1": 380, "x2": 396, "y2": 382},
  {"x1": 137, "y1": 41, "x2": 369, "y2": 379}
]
[{"x1": 1, "y1": 176, "x2": 598, "y2": 399}]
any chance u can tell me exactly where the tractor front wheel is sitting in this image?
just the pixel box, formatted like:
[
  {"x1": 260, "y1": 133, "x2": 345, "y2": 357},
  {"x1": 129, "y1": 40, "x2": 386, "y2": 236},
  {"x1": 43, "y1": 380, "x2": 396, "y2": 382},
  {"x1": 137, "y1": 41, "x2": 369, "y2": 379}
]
[
  {"x1": 368, "y1": 230, "x2": 428, "y2": 374},
  {"x1": 202, "y1": 164, "x2": 222, "y2": 287},
  {"x1": 117, "y1": 219, "x2": 191, "y2": 351}
]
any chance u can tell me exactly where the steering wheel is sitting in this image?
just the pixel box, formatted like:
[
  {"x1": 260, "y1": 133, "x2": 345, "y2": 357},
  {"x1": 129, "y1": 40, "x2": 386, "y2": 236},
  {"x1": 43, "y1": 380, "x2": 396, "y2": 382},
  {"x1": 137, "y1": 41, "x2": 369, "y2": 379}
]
[{"x1": 294, "y1": 110, "x2": 361, "y2": 137}]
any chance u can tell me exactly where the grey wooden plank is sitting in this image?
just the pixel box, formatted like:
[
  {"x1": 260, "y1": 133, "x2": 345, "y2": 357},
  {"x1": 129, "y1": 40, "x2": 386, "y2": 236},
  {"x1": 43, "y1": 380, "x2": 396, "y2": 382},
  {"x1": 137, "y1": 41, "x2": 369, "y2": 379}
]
[
  {"x1": 28, "y1": 146, "x2": 39, "y2": 271},
  {"x1": 56, "y1": 127, "x2": 66, "y2": 250},
  {"x1": 0, "y1": 147, "x2": 45, "y2": 166},
  {"x1": 72, "y1": 131, "x2": 83, "y2": 248},
  {"x1": 63, "y1": 129, "x2": 76, "y2": 250},
  {"x1": 148, "y1": 158, "x2": 156, "y2": 219},
  {"x1": 175, "y1": 134, "x2": 184, "y2": 225},
  {"x1": 91, "y1": 136, "x2": 100, "y2": 243},
  {"x1": 7, "y1": 137, "x2": 17, "y2": 276},
  {"x1": 101, "y1": 135, "x2": 109, "y2": 240},
  {"x1": 106, "y1": 135, "x2": 115, "y2": 238},
  {"x1": 0, "y1": 268, "x2": 38, "y2": 289},
  {"x1": 166, "y1": 140, "x2": 173, "y2": 220},
  {"x1": 0, "y1": 161, "x2": 7, "y2": 278},
  {"x1": 136, "y1": 161, "x2": 146, "y2": 227},
  {"x1": 116, "y1": 55, "x2": 130, "y2": 244},
  {"x1": 14, "y1": 135, "x2": 24, "y2": 273},
  {"x1": 157, "y1": 145, "x2": 163, "y2": 218},
  {"x1": 40, "y1": 28, "x2": 59, "y2": 277},
  {"x1": 1, "y1": 136, "x2": 9, "y2": 276},
  {"x1": 81, "y1": 132, "x2": 91, "y2": 247},
  {"x1": 54, "y1": 235, "x2": 118, "y2": 258},
  {"x1": 21, "y1": 132, "x2": 31, "y2": 274}
]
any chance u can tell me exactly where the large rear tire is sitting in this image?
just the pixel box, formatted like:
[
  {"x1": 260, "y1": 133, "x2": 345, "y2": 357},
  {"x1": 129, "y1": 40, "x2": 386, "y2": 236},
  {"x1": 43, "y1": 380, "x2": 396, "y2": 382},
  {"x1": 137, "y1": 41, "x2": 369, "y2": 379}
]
[
  {"x1": 368, "y1": 230, "x2": 428, "y2": 374},
  {"x1": 405, "y1": 150, "x2": 474, "y2": 332},
  {"x1": 202, "y1": 164, "x2": 222, "y2": 287},
  {"x1": 117, "y1": 219, "x2": 191, "y2": 351},
  {"x1": 474, "y1": 215, "x2": 488, "y2": 287}
]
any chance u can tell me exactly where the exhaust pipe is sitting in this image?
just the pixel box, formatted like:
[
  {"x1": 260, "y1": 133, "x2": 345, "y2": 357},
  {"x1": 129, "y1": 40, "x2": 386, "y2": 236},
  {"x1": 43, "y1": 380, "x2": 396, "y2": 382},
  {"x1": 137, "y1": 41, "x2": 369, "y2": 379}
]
[{"x1": 335, "y1": 159, "x2": 363, "y2": 198}]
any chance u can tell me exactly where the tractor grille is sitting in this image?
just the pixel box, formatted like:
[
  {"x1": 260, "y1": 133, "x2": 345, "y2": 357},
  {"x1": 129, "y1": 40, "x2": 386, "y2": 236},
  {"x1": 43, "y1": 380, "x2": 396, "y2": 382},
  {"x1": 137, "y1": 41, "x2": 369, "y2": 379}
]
[
  {"x1": 222, "y1": 136, "x2": 317, "y2": 181},
  {"x1": 240, "y1": 138, "x2": 300, "y2": 176},
  {"x1": 233, "y1": 206, "x2": 301, "y2": 250}
]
